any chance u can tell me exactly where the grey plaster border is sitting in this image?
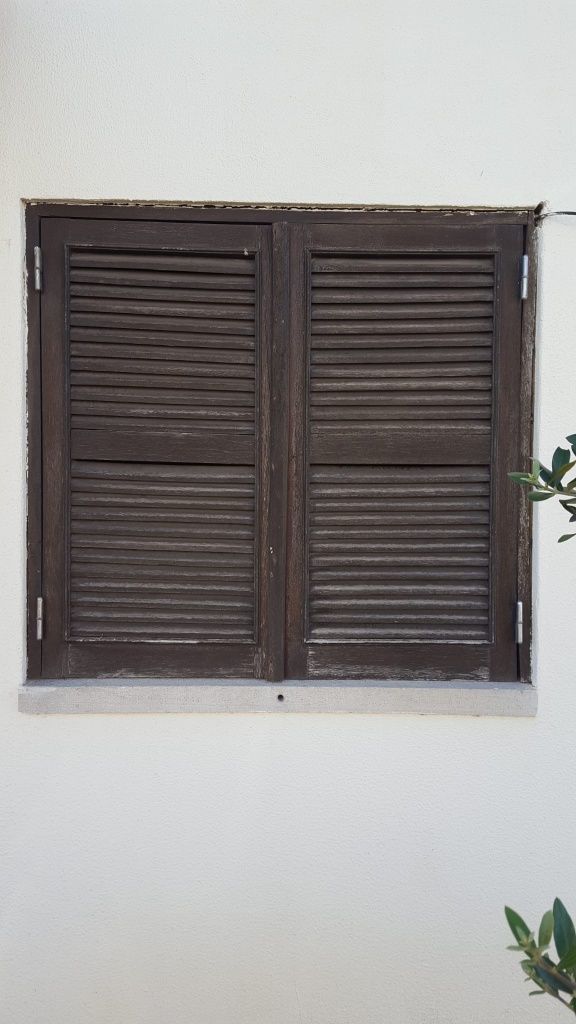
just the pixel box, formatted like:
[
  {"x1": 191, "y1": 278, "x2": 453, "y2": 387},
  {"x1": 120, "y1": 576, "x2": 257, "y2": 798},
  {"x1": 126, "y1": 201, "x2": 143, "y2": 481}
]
[{"x1": 19, "y1": 680, "x2": 537, "y2": 716}]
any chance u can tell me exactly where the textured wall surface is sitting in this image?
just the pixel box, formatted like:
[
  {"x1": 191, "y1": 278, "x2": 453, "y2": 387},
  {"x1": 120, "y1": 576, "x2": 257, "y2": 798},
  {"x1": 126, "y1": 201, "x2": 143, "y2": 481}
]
[{"x1": 1, "y1": 2, "x2": 576, "y2": 1022}]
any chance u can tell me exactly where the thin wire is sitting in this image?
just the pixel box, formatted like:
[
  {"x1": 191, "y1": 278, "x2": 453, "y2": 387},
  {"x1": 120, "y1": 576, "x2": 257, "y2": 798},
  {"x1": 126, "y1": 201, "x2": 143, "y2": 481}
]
[{"x1": 536, "y1": 210, "x2": 576, "y2": 221}]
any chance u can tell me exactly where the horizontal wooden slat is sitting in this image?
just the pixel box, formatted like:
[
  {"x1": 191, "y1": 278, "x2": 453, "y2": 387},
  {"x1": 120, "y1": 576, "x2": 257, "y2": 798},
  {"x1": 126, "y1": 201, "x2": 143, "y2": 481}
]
[
  {"x1": 313, "y1": 288, "x2": 493, "y2": 304},
  {"x1": 72, "y1": 427, "x2": 255, "y2": 464},
  {"x1": 71, "y1": 563, "x2": 254, "y2": 581},
  {"x1": 311, "y1": 349, "x2": 492, "y2": 367},
  {"x1": 312, "y1": 302, "x2": 493, "y2": 321},
  {"x1": 71, "y1": 297, "x2": 256, "y2": 320},
  {"x1": 311, "y1": 332, "x2": 492, "y2": 348},
  {"x1": 70, "y1": 327, "x2": 255, "y2": 348},
  {"x1": 71, "y1": 284, "x2": 255, "y2": 303},
  {"x1": 312, "y1": 272, "x2": 493, "y2": 288},
  {"x1": 70, "y1": 314, "x2": 254, "y2": 334},
  {"x1": 70, "y1": 252, "x2": 255, "y2": 273},
  {"x1": 72, "y1": 579, "x2": 254, "y2": 594},
  {"x1": 310, "y1": 257, "x2": 495, "y2": 273},
  {"x1": 71, "y1": 401, "x2": 254, "y2": 420},
  {"x1": 310, "y1": 427, "x2": 491, "y2": 463},
  {"x1": 71, "y1": 268, "x2": 255, "y2": 289},
  {"x1": 71, "y1": 385, "x2": 255, "y2": 406},
  {"x1": 311, "y1": 365, "x2": 491, "y2": 385},
  {"x1": 310, "y1": 627, "x2": 489, "y2": 640},
  {"x1": 70, "y1": 344, "x2": 255, "y2": 367},
  {"x1": 312, "y1": 318, "x2": 493, "y2": 336}
]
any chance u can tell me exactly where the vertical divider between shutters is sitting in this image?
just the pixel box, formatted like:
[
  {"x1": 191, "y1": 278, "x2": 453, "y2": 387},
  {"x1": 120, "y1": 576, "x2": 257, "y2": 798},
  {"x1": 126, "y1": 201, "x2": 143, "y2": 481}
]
[
  {"x1": 259, "y1": 223, "x2": 290, "y2": 681},
  {"x1": 285, "y1": 223, "x2": 307, "y2": 678},
  {"x1": 25, "y1": 208, "x2": 43, "y2": 679}
]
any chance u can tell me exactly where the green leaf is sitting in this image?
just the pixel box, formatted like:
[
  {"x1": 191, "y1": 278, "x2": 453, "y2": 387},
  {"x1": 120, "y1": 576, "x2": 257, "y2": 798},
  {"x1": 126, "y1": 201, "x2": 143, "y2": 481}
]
[
  {"x1": 539, "y1": 910, "x2": 555, "y2": 947},
  {"x1": 505, "y1": 906, "x2": 531, "y2": 943},
  {"x1": 527, "y1": 491, "x2": 555, "y2": 501},
  {"x1": 539, "y1": 465, "x2": 553, "y2": 484},
  {"x1": 552, "y1": 447, "x2": 572, "y2": 474},
  {"x1": 509, "y1": 472, "x2": 533, "y2": 484},
  {"x1": 554, "y1": 899, "x2": 576, "y2": 960},
  {"x1": 559, "y1": 534, "x2": 576, "y2": 543},
  {"x1": 565, "y1": 434, "x2": 576, "y2": 446},
  {"x1": 552, "y1": 460, "x2": 576, "y2": 483},
  {"x1": 532, "y1": 459, "x2": 541, "y2": 478},
  {"x1": 558, "y1": 947, "x2": 576, "y2": 972}
]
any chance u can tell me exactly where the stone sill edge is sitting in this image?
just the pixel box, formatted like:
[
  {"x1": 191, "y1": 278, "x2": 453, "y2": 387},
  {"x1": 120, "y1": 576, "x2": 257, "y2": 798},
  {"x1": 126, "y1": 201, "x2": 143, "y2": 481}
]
[{"x1": 19, "y1": 680, "x2": 537, "y2": 716}]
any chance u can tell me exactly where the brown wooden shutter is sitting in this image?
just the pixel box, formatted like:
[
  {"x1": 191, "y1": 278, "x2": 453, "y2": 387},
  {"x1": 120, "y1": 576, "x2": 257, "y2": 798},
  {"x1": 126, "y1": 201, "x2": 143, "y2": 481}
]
[
  {"x1": 39, "y1": 218, "x2": 276, "y2": 679},
  {"x1": 286, "y1": 222, "x2": 524, "y2": 681}
]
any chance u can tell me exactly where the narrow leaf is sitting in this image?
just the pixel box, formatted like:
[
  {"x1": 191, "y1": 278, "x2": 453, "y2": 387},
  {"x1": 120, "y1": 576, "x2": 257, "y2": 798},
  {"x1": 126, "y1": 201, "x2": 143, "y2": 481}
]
[
  {"x1": 554, "y1": 899, "x2": 576, "y2": 960},
  {"x1": 551, "y1": 460, "x2": 576, "y2": 484},
  {"x1": 539, "y1": 465, "x2": 553, "y2": 484},
  {"x1": 509, "y1": 473, "x2": 533, "y2": 484},
  {"x1": 505, "y1": 907, "x2": 531, "y2": 943},
  {"x1": 527, "y1": 491, "x2": 555, "y2": 501},
  {"x1": 559, "y1": 534, "x2": 576, "y2": 543},
  {"x1": 539, "y1": 910, "x2": 554, "y2": 947},
  {"x1": 552, "y1": 447, "x2": 571, "y2": 474},
  {"x1": 558, "y1": 947, "x2": 576, "y2": 972}
]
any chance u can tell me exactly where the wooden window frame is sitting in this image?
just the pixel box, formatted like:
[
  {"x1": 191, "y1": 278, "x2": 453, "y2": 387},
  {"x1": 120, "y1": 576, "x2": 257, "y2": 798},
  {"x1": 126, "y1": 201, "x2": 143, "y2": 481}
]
[{"x1": 25, "y1": 203, "x2": 536, "y2": 687}]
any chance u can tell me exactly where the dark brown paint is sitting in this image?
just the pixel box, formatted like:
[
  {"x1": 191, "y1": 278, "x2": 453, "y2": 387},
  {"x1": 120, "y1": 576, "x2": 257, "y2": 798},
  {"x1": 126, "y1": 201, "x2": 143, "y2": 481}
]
[{"x1": 26, "y1": 205, "x2": 534, "y2": 684}]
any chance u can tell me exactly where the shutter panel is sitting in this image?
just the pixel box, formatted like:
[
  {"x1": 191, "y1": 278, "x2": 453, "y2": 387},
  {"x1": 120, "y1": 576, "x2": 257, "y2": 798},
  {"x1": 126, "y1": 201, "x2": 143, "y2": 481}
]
[
  {"x1": 40, "y1": 219, "x2": 274, "y2": 679},
  {"x1": 286, "y1": 222, "x2": 524, "y2": 681}
]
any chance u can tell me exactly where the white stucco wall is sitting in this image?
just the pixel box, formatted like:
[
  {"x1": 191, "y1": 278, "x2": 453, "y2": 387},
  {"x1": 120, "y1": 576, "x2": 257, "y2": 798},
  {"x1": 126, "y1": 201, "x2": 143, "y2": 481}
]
[{"x1": 1, "y1": 2, "x2": 576, "y2": 1021}]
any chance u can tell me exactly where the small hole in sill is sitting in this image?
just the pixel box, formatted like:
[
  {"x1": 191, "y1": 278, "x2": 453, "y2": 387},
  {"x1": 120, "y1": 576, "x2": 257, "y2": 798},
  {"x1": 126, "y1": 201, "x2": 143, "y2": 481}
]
[{"x1": 277, "y1": 693, "x2": 284, "y2": 702}]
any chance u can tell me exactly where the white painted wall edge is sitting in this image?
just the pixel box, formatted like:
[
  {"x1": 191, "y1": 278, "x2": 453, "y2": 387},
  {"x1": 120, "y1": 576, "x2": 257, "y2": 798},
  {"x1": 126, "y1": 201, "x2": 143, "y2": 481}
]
[{"x1": 18, "y1": 680, "x2": 537, "y2": 716}]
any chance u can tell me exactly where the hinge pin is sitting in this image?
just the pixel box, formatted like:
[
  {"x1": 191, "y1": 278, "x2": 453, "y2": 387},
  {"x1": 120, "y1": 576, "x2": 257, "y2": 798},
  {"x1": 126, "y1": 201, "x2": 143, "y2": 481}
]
[
  {"x1": 36, "y1": 596, "x2": 44, "y2": 641},
  {"x1": 520, "y1": 254, "x2": 529, "y2": 300},
  {"x1": 515, "y1": 600, "x2": 524, "y2": 645},
  {"x1": 33, "y1": 246, "x2": 42, "y2": 291}
]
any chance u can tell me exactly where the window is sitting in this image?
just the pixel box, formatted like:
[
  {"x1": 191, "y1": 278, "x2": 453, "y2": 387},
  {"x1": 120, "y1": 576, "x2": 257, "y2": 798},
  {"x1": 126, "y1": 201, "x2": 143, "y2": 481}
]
[{"x1": 26, "y1": 206, "x2": 533, "y2": 684}]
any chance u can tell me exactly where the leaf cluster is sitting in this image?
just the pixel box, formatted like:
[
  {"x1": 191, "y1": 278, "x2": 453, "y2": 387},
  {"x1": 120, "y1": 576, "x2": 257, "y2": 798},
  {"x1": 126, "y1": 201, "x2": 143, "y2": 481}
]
[
  {"x1": 509, "y1": 435, "x2": 576, "y2": 542},
  {"x1": 505, "y1": 900, "x2": 576, "y2": 1014}
]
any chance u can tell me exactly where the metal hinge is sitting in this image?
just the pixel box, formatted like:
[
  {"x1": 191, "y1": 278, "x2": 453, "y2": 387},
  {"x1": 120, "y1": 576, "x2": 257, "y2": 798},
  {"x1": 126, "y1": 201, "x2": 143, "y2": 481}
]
[
  {"x1": 33, "y1": 246, "x2": 42, "y2": 291},
  {"x1": 520, "y1": 254, "x2": 529, "y2": 300},
  {"x1": 515, "y1": 600, "x2": 524, "y2": 645},
  {"x1": 36, "y1": 597, "x2": 44, "y2": 641}
]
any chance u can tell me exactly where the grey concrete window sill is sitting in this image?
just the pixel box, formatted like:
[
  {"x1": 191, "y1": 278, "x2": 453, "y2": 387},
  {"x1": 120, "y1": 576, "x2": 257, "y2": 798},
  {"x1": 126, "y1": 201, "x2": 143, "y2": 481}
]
[{"x1": 19, "y1": 680, "x2": 537, "y2": 716}]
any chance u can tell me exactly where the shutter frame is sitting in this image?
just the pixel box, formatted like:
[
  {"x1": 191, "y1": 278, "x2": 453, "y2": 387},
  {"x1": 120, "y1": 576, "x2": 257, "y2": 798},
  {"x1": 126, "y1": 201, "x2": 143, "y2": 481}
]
[
  {"x1": 26, "y1": 206, "x2": 533, "y2": 686},
  {"x1": 36, "y1": 217, "x2": 278, "y2": 679},
  {"x1": 285, "y1": 221, "x2": 526, "y2": 682}
]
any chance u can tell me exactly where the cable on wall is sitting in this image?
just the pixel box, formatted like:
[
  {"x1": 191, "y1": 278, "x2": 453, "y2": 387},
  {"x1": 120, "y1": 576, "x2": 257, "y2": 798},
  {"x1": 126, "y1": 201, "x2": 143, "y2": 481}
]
[{"x1": 536, "y1": 210, "x2": 576, "y2": 221}]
